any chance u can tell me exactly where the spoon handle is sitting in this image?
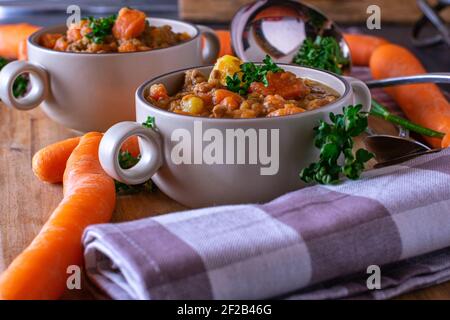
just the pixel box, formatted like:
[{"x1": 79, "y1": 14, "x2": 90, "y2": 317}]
[
  {"x1": 374, "y1": 148, "x2": 441, "y2": 168},
  {"x1": 366, "y1": 73, "x2": 450, "y2": 88}
]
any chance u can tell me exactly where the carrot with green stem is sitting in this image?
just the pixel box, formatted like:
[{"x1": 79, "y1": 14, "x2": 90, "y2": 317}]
[
  {"x1": 370, "y1": 44, "x2": 450, "y2": 148},
  {"x1": 370, "y1": 99, "x2": 445, "y2": 139},
  {"x1": 290, "y1": 34, "x2": 446, "y2": 145},
  {"x1": 0, "y1": 132, "x2": 116, "y2": 300}
]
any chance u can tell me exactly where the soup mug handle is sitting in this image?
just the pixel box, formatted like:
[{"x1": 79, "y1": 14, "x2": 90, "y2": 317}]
[
  {"x1": 197, "y1": 25, "x2": 221, "y2": 64},
  {"x1": 0, "y1": 60, "x2": 49, "y2": 111},
  {"x1": 343, "y1": 76, "x2": 372, "y2": 112},
  {"x1": 99, "y1": 121, "x2": 163, "y2": 185}
]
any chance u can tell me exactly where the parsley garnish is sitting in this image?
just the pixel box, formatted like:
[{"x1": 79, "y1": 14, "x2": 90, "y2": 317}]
[
  {"x1": 114, "y1": 178, "x2": 153, "y2": 194},
  {"x1": 293, "y1": 36, "x2": 349, "y2": 75},
  {"x1": 142, "y1": 115, "x2": 155, "y2": 129},
  {"x1": 226, "y1": 55, "x2": 284, "y2": 95},
  {"x1": 118, "y1": 150, "x2": 140, "y2": 169},
  {"x1": 12, "y1": 76, "x2": 28, "y2": 98},
  {"x1": 0, "y1": 57, "x2": 29, "y2": 98},
  {"x1": 300, "y1": 105, "x2": 374, "y2": 184},
  {"x1": 85, "y1": 15, "x2": 117, "y2": 44},
  {"x1": 115, "y1": 116, "x2": 156, "y2": 194},
  {"x1": 0, "y1": 57, "x2": 8, "y2": 69}
]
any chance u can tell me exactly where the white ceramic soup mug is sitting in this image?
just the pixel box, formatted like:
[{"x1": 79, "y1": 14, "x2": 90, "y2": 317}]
[
  {"x1": 99, "y1": 65, "x2": 371, "y2": 208},
  {"x1": 0, "y1": 18, "x2": 219, "y2": 132}
]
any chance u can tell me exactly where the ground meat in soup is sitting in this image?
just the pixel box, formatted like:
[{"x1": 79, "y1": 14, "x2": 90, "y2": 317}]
[{"x1": 146, "y1": 69, "x2": 340, "y2": 119}]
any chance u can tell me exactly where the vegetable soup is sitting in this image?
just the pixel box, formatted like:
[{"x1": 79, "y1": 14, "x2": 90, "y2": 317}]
[
  {"x1": 39, "y1": 7, "x2": 191, "y2": 53},
  {"x1": 146, "y1": 55, "x2": 340, "y2": 118}
]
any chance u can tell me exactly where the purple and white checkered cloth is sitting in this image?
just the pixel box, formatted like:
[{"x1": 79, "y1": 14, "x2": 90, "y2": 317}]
[{"x1": 83, "y1": 148, "x2": 450, "y2": 300}]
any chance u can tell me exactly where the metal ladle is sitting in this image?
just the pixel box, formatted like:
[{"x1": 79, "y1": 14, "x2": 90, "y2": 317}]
[
  {"x1": 231, "y1": 0, "x2": 351, "y2": 73},
  {"x1": 231, "y1": 0, "x2": 450, "y2": 166}
]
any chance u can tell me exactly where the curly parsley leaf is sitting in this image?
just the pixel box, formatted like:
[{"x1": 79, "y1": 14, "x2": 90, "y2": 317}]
[
  {"x1": 142, "y1": 115, "x2": 155, "y2": 129},
  {"x1": 0, "y1": 57, "x2": 7, "y2": 69},
  {"x1": 261, "y1": 55, "x2": 283, "y2": 74},
  {"x1": 293, "y1": 36, "x2": 349, "y2": 75},
  {"x1": 114, "y1": 179, "x2": 154, "y2": 194},
  {"x1": 226, "y1": 55, "x2": 283, "y2": 95},
  {"x1": 85, "y1": 14, "x2": 117, "y2": 44},
  {"x1": 118, "y1": 150, "x2": 140, "y2": 169},
  {"x1": 115, "y1": 149, "x2": 154, "y2": 194},
  {"x1": 0, "y1": 57, "x2": 29, "y2": 98},
  {"x1": 300, "y1": 105, "x2": 374, "y2": 184},
  {"x1": 13, "y1": 76, "x2": 29, "y2": 98}
]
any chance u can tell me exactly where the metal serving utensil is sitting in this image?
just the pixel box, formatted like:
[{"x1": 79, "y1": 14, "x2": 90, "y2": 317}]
[
  {"x1": 411, "y1": 0, "x2": 450, "y2": 47},
  {"x1": 230, "y1": 0, "x2": 352, "y2": 73},
  {"x1": 364, "y1": 73, "x2": 449, "y2": 165},
  {"x1": 366, "y1": 73, "x2": 450, "y2": 88},
  {"x1": 364, "y1": 135, "x2": 430, "y2": 162},
  {"x1": 230, "y1": 0, "x2": 450, "y2": 86},
  {"x1": 372, "y1": 148, "x2": 441, "y2": 168}
]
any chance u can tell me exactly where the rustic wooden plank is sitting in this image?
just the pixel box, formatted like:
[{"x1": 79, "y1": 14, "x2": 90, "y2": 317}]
[
  {"x1": 179, "y1": 0, "x2": 450, "y2": 24},
  {"x1": 0, "y1": 103, "x2": 448, "y2": 299},
  {"x1": 0, "y1": 106, "x2": 74, "y2": 268}
]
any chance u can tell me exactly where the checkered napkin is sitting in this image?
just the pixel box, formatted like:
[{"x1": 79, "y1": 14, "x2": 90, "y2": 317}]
[{"x1": 83, "y1": 148, "x2": 450, "y2": 300}]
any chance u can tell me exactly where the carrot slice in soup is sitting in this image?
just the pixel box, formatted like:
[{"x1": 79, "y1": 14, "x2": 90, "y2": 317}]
[
  {"x1": 39, "y1": 33, "x2": 63, "y2": 49},
  {"x1": 213, "y1": 89, "x2": 242, "y2": 105},
  {"x1": 112, "y1": 7, "x2": 146, "y2": 40}
]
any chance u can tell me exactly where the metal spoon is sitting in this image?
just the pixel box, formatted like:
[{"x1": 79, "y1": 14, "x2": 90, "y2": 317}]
[
  {"x1": 373, "y1": 148, "x2": 441, "y2": 168},
  {"x1": 230, "y1": 0, "x2": 352, "y2": 73},
  {"x1": 230, "y1": 0, "x2": 450, "y2": 87},
  {"x1": 363, "y1": 73, "x2": 449, "y2": 165},
  {"x1": 364, "y1": 135, "x2": 430, "y2": 163},
  {"x1": 366, "y1": 73, "x2": 450, "y2": 88}
]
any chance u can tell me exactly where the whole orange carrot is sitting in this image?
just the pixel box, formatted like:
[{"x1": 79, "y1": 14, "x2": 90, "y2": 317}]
[
  {"x1": 343, "y1": 33, "x2": 389, "y2": 66},
  {"x1": 0, "y1": 132, "x2": 116, "y2": 300},
  {"x1": 0, "y1": 23, "x2": 40, "y2": 59},
  {"x1": 32, "y1": 136, "x2": 140, "y2": 183},
  {"x1": 18, "y1": 39, "x2": 28, "y2": 60},
  {"x1": 32, "y1": 137, "x2": 81, "y2": 183},
  {"x1": 120, "y1": 135, "x2": 140, "y2": 158},
  {"x1": 370, "y1": 44, "x2": 450, "y2": 148},
  {"x1": 215, "y1": 30, "x2": 233, "y2": 57},
  {"x1": 443, "y1": 133, "x2": 450, "y2": 148}
]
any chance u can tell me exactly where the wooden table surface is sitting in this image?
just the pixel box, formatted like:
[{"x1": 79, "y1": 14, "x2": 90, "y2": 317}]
[{"x1": 1, "y1": 103, "x2": 449, "y2": 300}]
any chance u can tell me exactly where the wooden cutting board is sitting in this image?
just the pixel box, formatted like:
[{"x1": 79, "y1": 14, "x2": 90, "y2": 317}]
[{"x1": 0, "y1": 102, "x2": 449, "y2": 299}]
